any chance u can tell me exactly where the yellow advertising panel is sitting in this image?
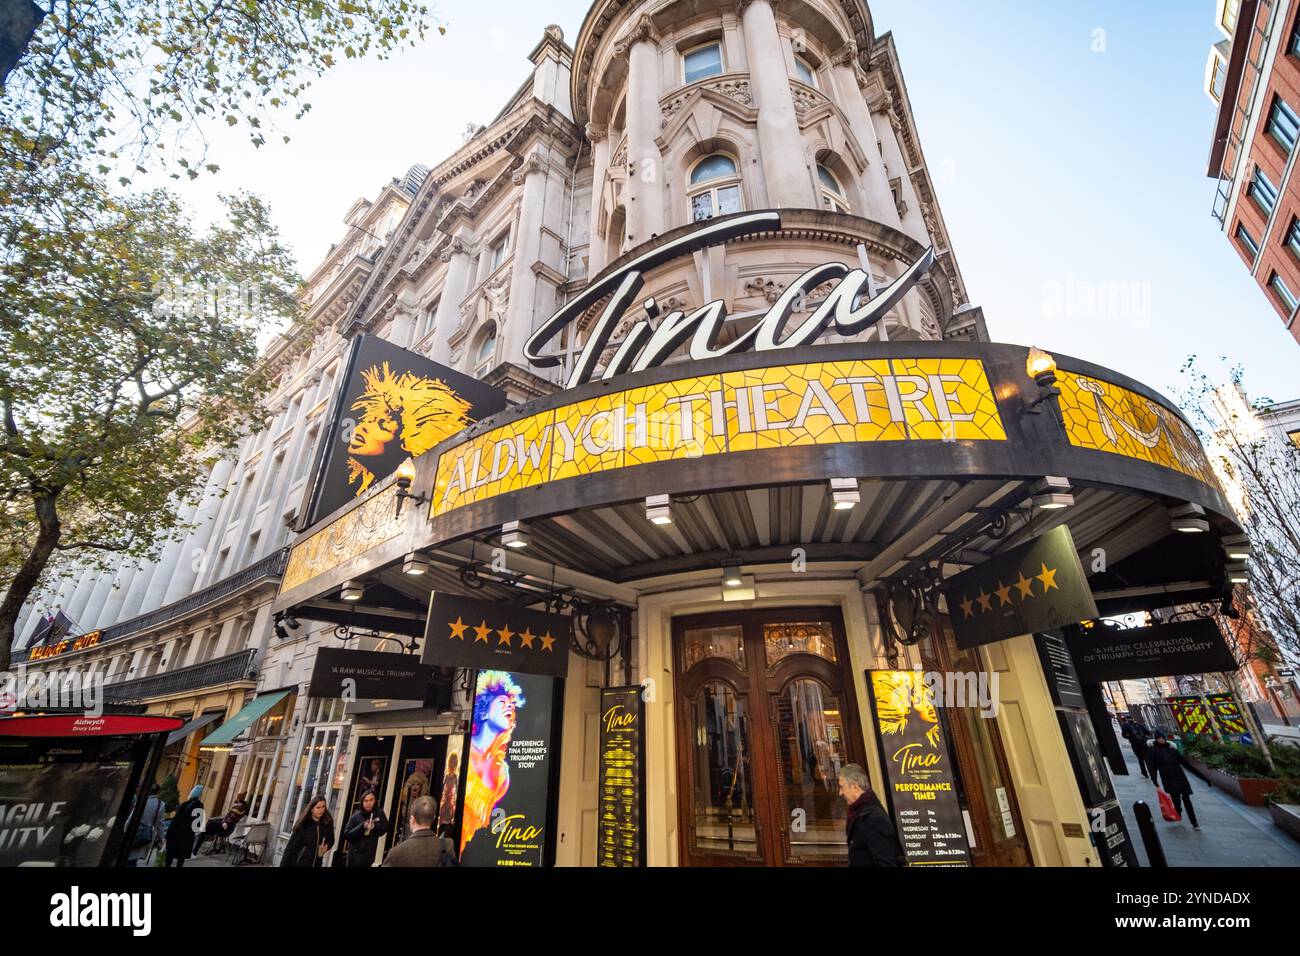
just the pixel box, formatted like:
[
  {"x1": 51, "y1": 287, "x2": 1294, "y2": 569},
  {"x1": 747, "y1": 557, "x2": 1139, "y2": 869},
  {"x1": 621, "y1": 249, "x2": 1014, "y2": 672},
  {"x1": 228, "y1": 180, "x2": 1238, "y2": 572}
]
[
  {"x1": 1056, "y1": 370, "x2": 1220, "y2": 490},
  {"x1": 432, "y1": 358, "x2": 1005, "y2": 517}
]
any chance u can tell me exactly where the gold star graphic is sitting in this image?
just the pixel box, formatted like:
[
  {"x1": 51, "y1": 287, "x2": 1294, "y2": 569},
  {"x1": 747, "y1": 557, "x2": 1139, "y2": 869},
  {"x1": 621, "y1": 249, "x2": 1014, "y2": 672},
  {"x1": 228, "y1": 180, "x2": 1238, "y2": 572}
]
[
  {"x1": 518, "y1": 628, "x2": 536, "y2": 649},
  {"x1": 976, "y1": 589, "x2": 992, "y2": 612},
  {"x1": 959, "y1": 595, "x2": 974, "y2": 618},
  {"x1": 448, "y1": 616, "x2": 468, "y2": 640},
  {"x1": 1014, "y1": 572, "x2": 1034, "y2": 599},
  {"x1": 539, "y1": 630, "x2": 556, "y2": 652},
  {"x1": 473, "y1": 621, "x2": 492, "y2": 643},
  {"x1": 497, "y1": 626, "x2": 514, "y2": 647},
  {"x1": 1036, "y1": 563, "x2": 1059, "y2": 592},
  {"x1": 995, "y1": 581, "x2": 1013, "y2": 607}
]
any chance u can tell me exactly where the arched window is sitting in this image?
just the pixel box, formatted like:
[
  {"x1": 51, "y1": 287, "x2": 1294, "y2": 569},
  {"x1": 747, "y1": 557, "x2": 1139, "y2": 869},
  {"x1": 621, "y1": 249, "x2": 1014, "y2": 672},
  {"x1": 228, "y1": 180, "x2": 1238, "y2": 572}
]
[
  {"x1": 473, "y1": 323, "x2": 497, "y2": 377},
  {"x1": 689, "y1": 153, "x2": 742, "y2": 222},
  {"x1": 817, "y1": 164, "x2": 850, "y2": 214},
  {"x1": 794, "y1": 55, "x2": 817, "y2": 87}
]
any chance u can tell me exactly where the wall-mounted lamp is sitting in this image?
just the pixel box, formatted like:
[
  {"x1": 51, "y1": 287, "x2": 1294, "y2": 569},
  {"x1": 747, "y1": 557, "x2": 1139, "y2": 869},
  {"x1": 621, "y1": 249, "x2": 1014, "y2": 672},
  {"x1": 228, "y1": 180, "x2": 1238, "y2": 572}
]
[
  {"x1": 1225, "y1": 561, "x2": 1249, "y2": 584},
  {"x1": 1221, "y1": 533, "x2": 1251, "y2": 560},
  {"x1": 341, "y1": 580, "x2": 365, "y2": 601},
  {"x1": 502, "y1": 520, "x2": 530, "y2": 549},
  {"x1": 829, "y1": 477, "x2": 860, "y2": 510},
  {"x1": 1169, "y1": 503, "x2": 1209, "y2": 534},
  {"x1": 645, "y1": 494, "x2": 673, "y2": 525},
  {"x1": 1021, "y1": 346, "x2": 1061, "y2": 415},
  {"x1": 402, "y1": 552, "x2": 430, "y2": 576},
  {"x1": 722, "y1": 559, "x2": 745, "y2": 588},
  {"x1": 394, "y1": 457, "x2": 428, "y2": 517},
  {"x1": 1031, "y1": 475, "x2": 1074, "y2": 511}
]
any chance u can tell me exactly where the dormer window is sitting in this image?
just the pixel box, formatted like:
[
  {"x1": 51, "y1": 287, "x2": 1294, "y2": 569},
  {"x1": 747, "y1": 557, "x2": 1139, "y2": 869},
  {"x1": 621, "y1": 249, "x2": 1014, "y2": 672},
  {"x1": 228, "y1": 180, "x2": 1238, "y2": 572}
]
[{"x1": 683, "y1": 42, "x2": 723, "y2": 84}]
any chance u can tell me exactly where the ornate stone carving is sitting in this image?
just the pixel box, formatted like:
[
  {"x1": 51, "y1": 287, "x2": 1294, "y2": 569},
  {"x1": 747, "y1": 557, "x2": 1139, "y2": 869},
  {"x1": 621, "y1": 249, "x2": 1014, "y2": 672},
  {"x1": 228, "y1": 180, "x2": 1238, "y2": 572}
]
[
  {"x1": 511, "y1": 153, "x2": 545, "y2": 185},
  {"x1": 660, "y1": 78, "x2": 752, "y2": 129},
  {"x1": 790, "y1": 84, "x2": 824, "y2": 118},
  {"x1": 461, "y1": 178, "x2": 487, "y2": 202},
  {"x1": 438, "y1": 236, "x2": 468, "y2": 263},
  {"x1": 831, "y1": 41, "x2": 858, "y2": 67},
  {"x1": 586, "y1": 122, "x2": 608, "y2": 143},
  {"x1": 484, "y1": 274, "x2": 511, "y2": 326},
  {"x1": 612, "y1": 13, "x2": 660, "y2": 59}
]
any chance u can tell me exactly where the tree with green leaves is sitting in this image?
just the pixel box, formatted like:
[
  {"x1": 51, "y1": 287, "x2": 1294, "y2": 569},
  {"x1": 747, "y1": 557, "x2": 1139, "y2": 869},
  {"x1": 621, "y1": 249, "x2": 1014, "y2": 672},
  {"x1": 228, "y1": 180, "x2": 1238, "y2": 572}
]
[{"x1": 0, "y1": 187, "x2": 301, "y2": 670}]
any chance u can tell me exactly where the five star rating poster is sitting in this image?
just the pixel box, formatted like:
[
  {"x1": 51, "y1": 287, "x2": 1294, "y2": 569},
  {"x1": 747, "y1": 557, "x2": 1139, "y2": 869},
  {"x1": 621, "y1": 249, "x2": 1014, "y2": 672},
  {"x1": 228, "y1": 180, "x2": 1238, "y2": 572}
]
[
  {"x1": 422, "y1": 593, "x2": 571, "y2": 678},
  {"x1": 942, "y1": 526, "x2": 1099, "y2": 650}
]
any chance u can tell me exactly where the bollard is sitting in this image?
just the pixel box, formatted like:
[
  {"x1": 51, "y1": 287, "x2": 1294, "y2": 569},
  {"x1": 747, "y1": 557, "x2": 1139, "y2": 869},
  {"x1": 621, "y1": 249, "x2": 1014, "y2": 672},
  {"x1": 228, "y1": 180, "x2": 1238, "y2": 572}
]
[{"x1": 1133, "y1": 801, "x2": 1167, "y2": 868}]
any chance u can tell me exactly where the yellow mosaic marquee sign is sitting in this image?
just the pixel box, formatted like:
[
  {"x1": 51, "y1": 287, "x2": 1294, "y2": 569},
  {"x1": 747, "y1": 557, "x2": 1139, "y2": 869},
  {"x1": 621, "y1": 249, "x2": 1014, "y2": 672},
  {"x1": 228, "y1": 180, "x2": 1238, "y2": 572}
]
[
  {"x1": 281, "y1": 484, "x2": 404, "y2": 593},
  {"x1": 432, "y1": 358, "x2": 1006, "y2": 517},
  {"x1": 1056, "y1": 370, "x2": 1220, "y2": 490}
]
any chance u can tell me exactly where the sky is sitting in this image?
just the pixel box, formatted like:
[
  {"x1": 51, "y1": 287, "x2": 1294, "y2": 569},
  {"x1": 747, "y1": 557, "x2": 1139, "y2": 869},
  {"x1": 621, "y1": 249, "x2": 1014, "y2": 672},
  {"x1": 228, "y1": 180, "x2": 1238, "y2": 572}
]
[{"x1": 158, "y1": 0, "x2": 1297, "y2": 406}]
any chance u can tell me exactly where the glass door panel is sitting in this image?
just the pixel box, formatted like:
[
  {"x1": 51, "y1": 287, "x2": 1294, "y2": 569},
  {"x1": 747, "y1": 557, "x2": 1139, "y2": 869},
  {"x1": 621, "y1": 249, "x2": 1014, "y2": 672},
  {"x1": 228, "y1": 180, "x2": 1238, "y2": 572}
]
[
  {"x1": 772, "y1": 679, "x2": 850, "y2": 864},
  {"x1": 685, "y1": 682, "x2": 762, "y2": 861}
]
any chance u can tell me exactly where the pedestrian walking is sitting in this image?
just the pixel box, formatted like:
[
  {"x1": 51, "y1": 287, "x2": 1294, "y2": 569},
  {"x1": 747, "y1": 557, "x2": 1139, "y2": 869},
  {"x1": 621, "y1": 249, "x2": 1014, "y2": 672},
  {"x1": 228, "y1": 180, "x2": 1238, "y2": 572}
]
[
  {"x1": 127, "y1": 784, "x2": 165, "y2": 867},
  {"x1": 1148, "y1": 733, "x2": 1200, "y2": 830},
  {"x1": 837, "y1": 763, "x2": 907, "y2": 867},
  {"x1": 165, "y1": 785, "x2": 205, "y2": 867},
  {"x1": 342, "y1": 790, "x2": 389, "y2": 867},
  {"x1": 382, "y1": 796, "x2": 454, "y2": 867},
  {"x1": 280, "y1": 796, "x2": 336, "y2": 867},
  {"x1": 1121, "y1": 718, "x2": 1153, "y2": 779}
]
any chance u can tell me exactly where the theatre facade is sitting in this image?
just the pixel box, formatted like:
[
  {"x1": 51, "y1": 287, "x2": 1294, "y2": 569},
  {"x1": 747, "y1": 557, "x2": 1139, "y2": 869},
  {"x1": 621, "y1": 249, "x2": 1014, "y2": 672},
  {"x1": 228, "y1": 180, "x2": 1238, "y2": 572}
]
[{"x1": 11, "y1": 0, "x2": 1246, "y2": 868}]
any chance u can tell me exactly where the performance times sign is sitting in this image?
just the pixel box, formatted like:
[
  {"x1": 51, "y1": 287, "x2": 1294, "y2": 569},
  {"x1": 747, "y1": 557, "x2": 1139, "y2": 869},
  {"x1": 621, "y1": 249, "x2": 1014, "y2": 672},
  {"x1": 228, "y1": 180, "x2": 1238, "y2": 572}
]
[{"x1": 867, "y1": 670, "x2": 971, "y2": 867}]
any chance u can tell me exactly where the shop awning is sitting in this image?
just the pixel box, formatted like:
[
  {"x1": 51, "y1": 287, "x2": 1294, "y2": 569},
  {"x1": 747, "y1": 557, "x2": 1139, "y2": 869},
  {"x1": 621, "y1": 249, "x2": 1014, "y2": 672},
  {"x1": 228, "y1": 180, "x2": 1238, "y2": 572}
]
[
  {"x1": 198, "y1": 690, "x2": 289, "y2": 751},
  {"x1": 165, "y1": 710, "x2": 223, "y2": 746}
]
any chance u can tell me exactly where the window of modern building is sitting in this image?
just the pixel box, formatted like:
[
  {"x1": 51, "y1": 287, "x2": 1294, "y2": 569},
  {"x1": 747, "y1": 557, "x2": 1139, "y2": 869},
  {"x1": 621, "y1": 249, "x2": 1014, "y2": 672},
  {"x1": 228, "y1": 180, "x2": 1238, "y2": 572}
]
[
  {"x1": 474, "y1": 323, "x2": 497, "y2": 377},
  {"x1": 1291, "y1": 11, "x2": 1300, "y2": 57},
  {"x1": 683, "y1": 42, "x2": 723, "y2": 84},
  {"x1": 1221, "y1": 0, "x2": 1240, "y2": 33},
  {"x1": 1270, "y1": 272, "x2": 1298, "y2": 313},
  {"x1": 794, "y1": 55, "x2": 817, "y2": 87},
  {"x1": 1249, "y1": 166, "x2": 1279, "y2": 216},
  {"x1": 1236, "y1": 222, "x2": 1261, "y2": 258},
  {"x1": 1286, "y1": 218, "x2": 1300, "y2": 260},
  {"x1": 1267, "y1": 97, "x2": 1300, "y2": 154},
  {"x1": 817, "y1": 164, "x2": 850, "y2": 213},
  {"x1": 1209, "y1": 54, "x2": 1227, "y2": 101},
  {"x1": 488, "y1": 231, "x2": 510, "y2": 272},
  {"x1": 688, "y1": 153, "x2": 742, "y2": 221}
]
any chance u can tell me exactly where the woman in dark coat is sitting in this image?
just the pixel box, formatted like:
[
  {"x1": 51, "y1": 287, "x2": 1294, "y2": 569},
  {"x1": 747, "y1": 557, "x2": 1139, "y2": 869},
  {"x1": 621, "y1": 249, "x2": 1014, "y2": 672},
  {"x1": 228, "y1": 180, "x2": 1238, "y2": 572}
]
[
  {"x1": 1148, "y1": 733, "x2": 1199, "y2": 830},
  {"x1": 280, "y1": 796, "x2": 336, "y2": 867},
  {"x1": 838, "y1": 763, "x2": 906, "y2": 867},
  {"x1": 342, "y1": 790, "x2": 389, "y2": 867},
  {"x1": 165, "y1": 785, "x2": 205, "y2": 867}
]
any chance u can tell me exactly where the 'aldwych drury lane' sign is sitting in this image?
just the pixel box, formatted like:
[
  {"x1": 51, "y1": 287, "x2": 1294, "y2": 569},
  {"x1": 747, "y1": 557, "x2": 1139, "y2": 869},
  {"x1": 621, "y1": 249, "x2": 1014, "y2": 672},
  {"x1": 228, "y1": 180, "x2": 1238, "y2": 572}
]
[{"x1": 523, "y1": 210, "x2": 936, "y2": 388}]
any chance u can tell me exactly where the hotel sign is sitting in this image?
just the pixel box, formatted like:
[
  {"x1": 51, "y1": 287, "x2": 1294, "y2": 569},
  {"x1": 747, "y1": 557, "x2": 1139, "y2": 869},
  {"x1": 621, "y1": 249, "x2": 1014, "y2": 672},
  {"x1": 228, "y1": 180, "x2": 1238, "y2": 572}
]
[
  {"x1": 943, "y1": 526, "x2": 1098, "y2": 650},
  {"x1": 27, "y1": 630, "x2": 101, "y2": 662},
  {"x1": 433, "y1": 356, "x2": 1006, "y2": 516}
]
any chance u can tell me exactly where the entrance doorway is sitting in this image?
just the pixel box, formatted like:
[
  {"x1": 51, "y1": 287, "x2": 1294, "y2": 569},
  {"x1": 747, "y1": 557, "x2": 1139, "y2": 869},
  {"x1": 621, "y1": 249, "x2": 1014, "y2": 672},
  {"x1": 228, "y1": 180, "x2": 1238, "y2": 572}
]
[{"x1": 672, "y1": 607, "x2": 866, "y2": 866}]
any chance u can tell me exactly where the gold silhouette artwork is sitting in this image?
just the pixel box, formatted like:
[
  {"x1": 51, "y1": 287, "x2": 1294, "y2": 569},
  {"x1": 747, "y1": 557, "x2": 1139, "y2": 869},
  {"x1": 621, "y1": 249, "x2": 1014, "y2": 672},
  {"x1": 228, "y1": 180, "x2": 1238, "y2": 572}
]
[
  {"x1": 346, "y1": 361, "x2": 473, "y2": 497},
  {"x1": 872, "y1": 671, "x2": 942, "y2": 749}
]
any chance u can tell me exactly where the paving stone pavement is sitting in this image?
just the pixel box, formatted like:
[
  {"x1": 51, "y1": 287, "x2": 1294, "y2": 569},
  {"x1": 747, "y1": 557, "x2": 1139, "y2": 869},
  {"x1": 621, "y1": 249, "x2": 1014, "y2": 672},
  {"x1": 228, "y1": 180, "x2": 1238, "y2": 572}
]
[{"x1": 1111, "y1": 743, "x2": 1300, "y2": 867}]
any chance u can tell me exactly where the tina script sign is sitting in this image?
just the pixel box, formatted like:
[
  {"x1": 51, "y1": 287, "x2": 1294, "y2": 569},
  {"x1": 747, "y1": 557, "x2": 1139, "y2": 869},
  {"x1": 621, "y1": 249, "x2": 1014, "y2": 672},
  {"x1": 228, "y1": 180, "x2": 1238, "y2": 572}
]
[
  {"x1": 943, "y1": 526, "x2": 1098, "y2": 650},
  {"x1": 421, "y1": 593, "x2": 571, "y2": 678}
]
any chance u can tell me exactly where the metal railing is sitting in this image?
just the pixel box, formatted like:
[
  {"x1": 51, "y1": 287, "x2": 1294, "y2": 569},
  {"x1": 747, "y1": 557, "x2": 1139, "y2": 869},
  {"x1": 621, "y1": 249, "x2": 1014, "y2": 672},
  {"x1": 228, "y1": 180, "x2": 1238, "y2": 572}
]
[
  {"x1": 103, "y1": 648, "x2": 258, "y2": 704},
  {"x1": 98, "y1": 547, "x2": 290, "y2": 643}
]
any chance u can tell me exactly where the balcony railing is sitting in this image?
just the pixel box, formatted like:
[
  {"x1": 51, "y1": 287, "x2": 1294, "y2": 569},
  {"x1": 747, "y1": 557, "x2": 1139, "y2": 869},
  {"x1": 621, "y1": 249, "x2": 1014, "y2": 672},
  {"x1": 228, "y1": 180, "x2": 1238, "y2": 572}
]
[
  {"x1": 103, "y1": 648, "x2": 258, "y2": 704},
  {"x1": 99, "y1": 547, "x2": 290, "y2": 643}
]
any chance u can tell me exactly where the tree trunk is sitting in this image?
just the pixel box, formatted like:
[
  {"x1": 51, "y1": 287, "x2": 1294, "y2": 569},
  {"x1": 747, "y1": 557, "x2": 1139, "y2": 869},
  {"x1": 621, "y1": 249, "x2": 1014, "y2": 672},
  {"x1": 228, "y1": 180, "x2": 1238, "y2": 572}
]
[{"x1": 0, "y1": 492, "x2": 62, "y2": 671}]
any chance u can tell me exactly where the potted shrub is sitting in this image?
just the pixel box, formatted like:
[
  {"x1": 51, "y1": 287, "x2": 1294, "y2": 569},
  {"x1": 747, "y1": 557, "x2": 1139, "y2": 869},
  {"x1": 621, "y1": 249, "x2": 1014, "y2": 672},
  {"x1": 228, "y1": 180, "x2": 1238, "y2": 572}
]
[
  {"x1": 1267, "y1": 780, "x2": 1300, "y2": 843},
  {"x1": 1181, "y1": 736, "x2": 1300, "y2": 806}
]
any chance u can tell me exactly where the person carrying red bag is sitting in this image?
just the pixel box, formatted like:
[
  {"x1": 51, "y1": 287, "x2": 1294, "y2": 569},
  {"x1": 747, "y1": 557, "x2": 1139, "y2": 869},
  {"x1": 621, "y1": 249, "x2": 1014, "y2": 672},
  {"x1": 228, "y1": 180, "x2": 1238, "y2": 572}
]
[{"x1": 1148, "y1": 732, "x2": 1200, "y2": 830}]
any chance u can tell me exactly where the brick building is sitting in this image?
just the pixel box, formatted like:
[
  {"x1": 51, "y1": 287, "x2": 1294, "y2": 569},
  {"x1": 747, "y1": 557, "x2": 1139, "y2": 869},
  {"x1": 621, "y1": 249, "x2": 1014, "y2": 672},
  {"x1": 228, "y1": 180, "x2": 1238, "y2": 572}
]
[{"x1": 1207, "y1": 0, "x2": 1300, "y2": 345}]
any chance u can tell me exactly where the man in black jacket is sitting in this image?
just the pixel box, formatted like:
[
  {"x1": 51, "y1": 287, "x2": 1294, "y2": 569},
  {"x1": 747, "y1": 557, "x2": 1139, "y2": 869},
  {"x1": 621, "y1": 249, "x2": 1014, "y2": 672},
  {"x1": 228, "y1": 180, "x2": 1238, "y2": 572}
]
[{"x1": 838, "y1": 764, "x2": 906, "y2": 867}]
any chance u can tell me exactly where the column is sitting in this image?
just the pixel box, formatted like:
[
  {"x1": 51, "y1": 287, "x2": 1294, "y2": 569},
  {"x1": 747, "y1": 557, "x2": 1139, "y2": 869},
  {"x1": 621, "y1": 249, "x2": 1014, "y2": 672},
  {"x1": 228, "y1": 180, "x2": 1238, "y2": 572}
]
[
  {"x1": 585, "y1": 123, "x2": 612, "y2": 277},
  {"x1": 741, "y1": 0, "x2": 815, "y2": 208},
  {"x1": 431, "y1": 235, "x2": 474, "y2": 366},
  {"x1": 161, "y1": 458, "x2": 235, "y2": 604},
  {"x1": 502, "y1": 151, "x2": 553, "y2": 367},
  {"x1": 80, "y1": 566, "x2": 121, "y2": 632},
  {"x1": 621, "y1": 15, "x2": 665, "y2": 245},
  {"x1": 872, "y1": 106, "x2": 927, "y2": 244},
  {"x1": 62, "y1": 565, "x2": 101, "y2": 629},
  {"x1": 831, "y1": 42, "x2": 902, "y2": 229}
]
